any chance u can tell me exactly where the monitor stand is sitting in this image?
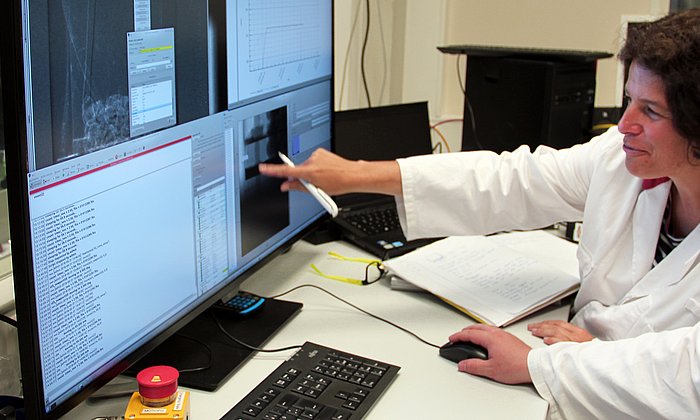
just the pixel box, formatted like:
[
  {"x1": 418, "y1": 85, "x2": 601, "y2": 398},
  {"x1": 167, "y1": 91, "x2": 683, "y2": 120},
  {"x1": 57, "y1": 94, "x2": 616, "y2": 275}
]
[{"x1": 123, "y1": 297, "x2": 302, "y2": 391}]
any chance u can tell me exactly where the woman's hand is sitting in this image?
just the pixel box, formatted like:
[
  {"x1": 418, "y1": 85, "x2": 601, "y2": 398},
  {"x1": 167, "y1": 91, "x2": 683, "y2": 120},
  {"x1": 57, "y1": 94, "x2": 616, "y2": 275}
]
[
  {"x1": 527, "y1": 320, "x2": 594, "y2": 344},
  {"x1": 448, "y1": 324, "x2": 533, "y2": 384},
  {"x1": 258, "y1": 148, "x2": 402, "y2": 196}
]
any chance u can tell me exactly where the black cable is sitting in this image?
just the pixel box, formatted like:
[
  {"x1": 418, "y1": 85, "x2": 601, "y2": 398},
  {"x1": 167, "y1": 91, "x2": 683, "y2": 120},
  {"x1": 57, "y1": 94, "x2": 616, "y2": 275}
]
[
  {"x1": 269, "y1": 284, "x2": 441, "y2": 349},
  {"x1": 458, "y1": 56, "x2": 484, "y2": 150},
  {"x1": 360, "y1": 0, "x2": 372, "y2": 107},
  {"x1": 456, "y1": 55, "x2": 466, "y2": 94},
  {"x1": 175, "y1": 333, "x2": 213, "y2": 373},
  {"x1": 211, "y1": 311, "x2": 303, "y2": 353},
  {"x1": 211, "y1": 283, "x2": 442, "y2": 353},
  {"x1": 0, "y1": 313, "x2": 18, "y2": 328},
  {"x1": 465, "y1": 99, "x2": 484, "y2": 150}
]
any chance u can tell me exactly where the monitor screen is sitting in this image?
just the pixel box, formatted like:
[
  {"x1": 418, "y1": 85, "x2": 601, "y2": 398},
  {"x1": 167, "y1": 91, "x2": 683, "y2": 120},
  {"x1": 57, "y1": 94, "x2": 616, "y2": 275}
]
[
  {"x1": 0, "y1": 0, "x2": 333, "y2": 418},
  {"x1": 333, "y1": 102, "x2": 433, "y2": 161}
]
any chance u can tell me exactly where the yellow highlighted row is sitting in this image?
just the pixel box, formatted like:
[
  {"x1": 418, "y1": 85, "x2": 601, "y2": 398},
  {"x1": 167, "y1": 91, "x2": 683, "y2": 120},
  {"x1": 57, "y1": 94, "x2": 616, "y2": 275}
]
[{"x1": 140, "y1": 45, "x2": 173, "y2": 53}]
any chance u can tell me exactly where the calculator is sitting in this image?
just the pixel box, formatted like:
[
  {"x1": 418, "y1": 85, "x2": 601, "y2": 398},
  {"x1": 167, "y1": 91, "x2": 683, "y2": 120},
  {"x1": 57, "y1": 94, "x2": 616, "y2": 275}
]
[{"x1": 213, "y1": 291, "x2": 266, "y2": 316}]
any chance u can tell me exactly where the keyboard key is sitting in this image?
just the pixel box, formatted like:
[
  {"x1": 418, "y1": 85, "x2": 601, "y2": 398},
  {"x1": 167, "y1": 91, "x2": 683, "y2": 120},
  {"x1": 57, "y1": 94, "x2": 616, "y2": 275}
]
[
  {"x1": 277, "y1": 394, "x2": 299, "y2": 408},
  {"x1": 273, "y1": 378, "x2": 290, "y2": 387},
  {"x1": 252, "y1": 399, "x2": 269, "y2": 409},
  {"x1": 332, "y1": 409, "x2": 353, "y2": 419},
  {"x1": 347, "y1": 395, "x2": 363, "y2": 404},
  {"x1": 243, "y1": 406, "x2": 262, "y2": 416},
  {"x1": 295, "y1": 399, "x2": 323, "y2": 412},
  {"x1": 304, "y1": 388, "x2": 321, "y2": 398},
  {"x1": 342, "y1": 399, "x2": 360, "y2": 410},
  {"x1": 361, "y1": 374, "x2": 381, "y2": 388},
  {"x1": 292, "y1": 385, "x2": 308, "y2": 394},
  {"x1": 263, "y1": 392, "x2": 278, "y2": 402},
  {"x1": 315, "y1": 407, "x2": 339, "y2": 420},
  {"x1": 301, "y1": 409, "x2": 317, "y2": 419},
  {"x1": 352, "y1": 388, "x2": 368, "y2": 398},
  {"x1": 269, "y1": 405, "x2": 286, "y2": 416}
]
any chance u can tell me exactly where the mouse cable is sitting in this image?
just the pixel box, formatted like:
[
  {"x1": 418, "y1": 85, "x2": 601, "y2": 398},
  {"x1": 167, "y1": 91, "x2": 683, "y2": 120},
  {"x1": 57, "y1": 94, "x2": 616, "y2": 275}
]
[
  {"x1": 269, "y1": 284, "x2": 441, "y2": 349},
  {"x1": 212, "y1": 284, "x2": 441, "y2": 354}
]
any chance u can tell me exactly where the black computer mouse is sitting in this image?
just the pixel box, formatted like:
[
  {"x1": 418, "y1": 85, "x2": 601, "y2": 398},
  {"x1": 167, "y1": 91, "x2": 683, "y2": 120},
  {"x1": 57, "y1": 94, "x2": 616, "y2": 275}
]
[{"x1": 439, "y1": 341, "x2": 489, "y2": 362}]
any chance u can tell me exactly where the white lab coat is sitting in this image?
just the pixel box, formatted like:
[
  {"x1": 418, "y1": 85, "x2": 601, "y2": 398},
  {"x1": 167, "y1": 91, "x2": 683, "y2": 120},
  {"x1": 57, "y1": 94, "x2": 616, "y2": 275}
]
[{"x1": 395, "y1": 127, "x2": 700, "y2": 419}]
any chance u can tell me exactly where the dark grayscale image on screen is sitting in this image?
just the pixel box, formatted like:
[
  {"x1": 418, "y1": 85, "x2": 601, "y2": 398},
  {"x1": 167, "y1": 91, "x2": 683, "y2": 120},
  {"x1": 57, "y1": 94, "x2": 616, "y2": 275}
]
[
  {"x1": 240, "y1": 107, "x2": 290, "y2": 256},
  {"x1": 28, "y1": 0, "x2": 224, "y2": 169}
]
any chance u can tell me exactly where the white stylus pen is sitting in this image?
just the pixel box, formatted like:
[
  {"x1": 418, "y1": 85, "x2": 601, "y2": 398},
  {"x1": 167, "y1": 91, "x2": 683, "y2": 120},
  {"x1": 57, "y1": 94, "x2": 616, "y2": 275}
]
[{"x1": 278, "y1": 152, "x2": 339, "y2": 218}]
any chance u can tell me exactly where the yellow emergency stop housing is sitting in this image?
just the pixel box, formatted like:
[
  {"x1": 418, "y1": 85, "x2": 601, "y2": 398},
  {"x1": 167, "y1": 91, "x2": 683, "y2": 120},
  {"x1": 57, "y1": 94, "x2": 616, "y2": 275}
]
[{"x1": 123, "y1": 390, "x2": 190, "y2": 419}]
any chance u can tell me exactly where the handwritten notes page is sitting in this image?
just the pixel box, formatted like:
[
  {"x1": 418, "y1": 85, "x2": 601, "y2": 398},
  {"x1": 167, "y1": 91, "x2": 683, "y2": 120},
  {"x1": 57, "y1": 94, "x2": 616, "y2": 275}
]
[{"x1": 383, "y1": 231, "x2": 580, "y2": 327}]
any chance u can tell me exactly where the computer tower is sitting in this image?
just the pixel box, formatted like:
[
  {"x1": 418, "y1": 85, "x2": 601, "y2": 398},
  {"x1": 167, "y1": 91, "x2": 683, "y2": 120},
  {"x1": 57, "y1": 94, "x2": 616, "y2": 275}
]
[{"x1": 462, "y1": 56, "x2": 597, "y2": 152}]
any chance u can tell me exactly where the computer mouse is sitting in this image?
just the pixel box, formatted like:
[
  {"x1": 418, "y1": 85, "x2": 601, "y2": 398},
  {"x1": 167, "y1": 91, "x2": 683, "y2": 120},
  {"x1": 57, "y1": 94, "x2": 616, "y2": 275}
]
[{"x1": 439, "y1": 341, "x2": 489, "y2": 362}]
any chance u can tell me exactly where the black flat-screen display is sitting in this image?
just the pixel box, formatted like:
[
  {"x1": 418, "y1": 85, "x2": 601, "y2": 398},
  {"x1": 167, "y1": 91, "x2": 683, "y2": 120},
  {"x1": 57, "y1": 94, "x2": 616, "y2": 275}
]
[{"x1": 0, "y1": 0, "x2": 333, "y2": 418}]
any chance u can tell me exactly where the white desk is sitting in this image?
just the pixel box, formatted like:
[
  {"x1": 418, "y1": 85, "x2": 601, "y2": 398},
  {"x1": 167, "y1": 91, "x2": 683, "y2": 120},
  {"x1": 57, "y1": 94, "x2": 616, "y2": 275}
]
[{"x1": 64, "y1": 238, "x2": 573, "y2": 419}]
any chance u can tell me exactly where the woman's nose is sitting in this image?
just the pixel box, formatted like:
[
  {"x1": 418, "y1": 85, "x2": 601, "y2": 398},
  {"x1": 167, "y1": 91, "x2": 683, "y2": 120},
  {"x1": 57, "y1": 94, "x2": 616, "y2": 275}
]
[{"x1": 617, "y1": 106, "x2": 642, "y2": 135}]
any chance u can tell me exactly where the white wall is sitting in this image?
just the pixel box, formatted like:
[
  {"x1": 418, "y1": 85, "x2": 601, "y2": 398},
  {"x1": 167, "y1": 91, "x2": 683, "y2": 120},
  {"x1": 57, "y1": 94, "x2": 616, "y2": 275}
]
[
  {"x1": 334, "y1": 0, "x2": 447, "y2": 114},
  {"x1": 440, "y1": 0, "x2": 669, "y2": 116},
  {"x1": 334, "y1": 0, "x2": 407, "y2": 111},
  {"x1": 334, "y1": 0, "x2": 670, "y2": 152}
]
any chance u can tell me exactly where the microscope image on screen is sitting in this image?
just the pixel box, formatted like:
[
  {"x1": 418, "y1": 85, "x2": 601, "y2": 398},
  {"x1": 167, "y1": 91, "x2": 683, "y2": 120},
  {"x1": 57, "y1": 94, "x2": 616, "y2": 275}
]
[
  {"x1": 31, "y1": 0, "x2": 220, "y2": 169},
  {"x1": 240, "y1": 107, "x2": 291, "y2": 256}
]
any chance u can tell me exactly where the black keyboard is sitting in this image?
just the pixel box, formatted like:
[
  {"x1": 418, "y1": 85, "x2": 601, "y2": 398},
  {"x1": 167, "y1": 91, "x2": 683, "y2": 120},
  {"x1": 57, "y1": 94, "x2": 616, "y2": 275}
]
[
  {"x1": 345, "y1": 207, "x2": 401, "y2": 236},
  {"x1": 221, "y1": 342, "x2": 400, "y2": 420}
]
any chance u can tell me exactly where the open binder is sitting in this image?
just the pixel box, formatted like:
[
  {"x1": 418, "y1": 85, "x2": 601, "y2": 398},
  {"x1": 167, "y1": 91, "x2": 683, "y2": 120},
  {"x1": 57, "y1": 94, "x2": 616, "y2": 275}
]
[{"x1": 384, "y1": 230, "x2": 580, "y2": 327}]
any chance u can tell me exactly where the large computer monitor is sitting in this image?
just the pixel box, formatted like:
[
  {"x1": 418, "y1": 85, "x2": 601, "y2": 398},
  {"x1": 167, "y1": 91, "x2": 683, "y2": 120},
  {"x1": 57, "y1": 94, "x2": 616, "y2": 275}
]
[{"x1": 0, "y1": 0, "x2": 333, "y2": 418}]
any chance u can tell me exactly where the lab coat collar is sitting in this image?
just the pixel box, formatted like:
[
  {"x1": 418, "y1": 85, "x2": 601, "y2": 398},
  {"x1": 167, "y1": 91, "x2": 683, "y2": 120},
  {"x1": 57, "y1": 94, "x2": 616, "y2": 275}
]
[{"x1": 625, "y1": 180, "x2": 700, "y2": 301}]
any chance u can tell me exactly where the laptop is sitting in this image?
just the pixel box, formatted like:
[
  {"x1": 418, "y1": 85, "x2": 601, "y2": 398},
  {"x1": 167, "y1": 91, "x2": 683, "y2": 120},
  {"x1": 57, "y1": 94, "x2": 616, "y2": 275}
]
[{"x1": 332, "y1": 101, "x2": 439, "y2": 259}]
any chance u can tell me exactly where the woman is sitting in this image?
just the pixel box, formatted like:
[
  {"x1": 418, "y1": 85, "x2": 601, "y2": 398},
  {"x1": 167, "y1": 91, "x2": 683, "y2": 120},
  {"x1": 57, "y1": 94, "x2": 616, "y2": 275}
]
[{"x1": 260, "y1": 9, "x2": 700, "y2": 418}]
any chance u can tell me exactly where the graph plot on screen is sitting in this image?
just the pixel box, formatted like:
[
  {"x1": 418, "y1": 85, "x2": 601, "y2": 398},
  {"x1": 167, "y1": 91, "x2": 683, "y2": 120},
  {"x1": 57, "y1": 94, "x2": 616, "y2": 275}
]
[{"x1": 227, "y1": 0, "x2": 333, "y2": 107}]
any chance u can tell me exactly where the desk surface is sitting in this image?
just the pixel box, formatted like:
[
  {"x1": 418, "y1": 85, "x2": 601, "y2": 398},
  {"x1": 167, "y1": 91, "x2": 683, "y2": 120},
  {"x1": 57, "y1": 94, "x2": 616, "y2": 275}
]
[{"x1": 65, "y1": 238, "x2": 574, "y2": 419}]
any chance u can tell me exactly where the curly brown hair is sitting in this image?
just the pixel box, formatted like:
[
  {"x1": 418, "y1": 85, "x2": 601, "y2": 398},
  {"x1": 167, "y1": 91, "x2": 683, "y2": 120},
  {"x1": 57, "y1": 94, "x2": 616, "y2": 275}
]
[{"x1": 618, "y1": 8, "x2": 700, "y2": 158}]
